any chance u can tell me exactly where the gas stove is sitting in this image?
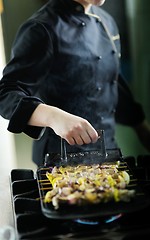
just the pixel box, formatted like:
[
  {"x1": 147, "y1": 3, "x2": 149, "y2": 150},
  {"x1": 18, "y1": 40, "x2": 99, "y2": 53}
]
[{"x1": 10, "y1": 153, "x2": 150, "y2": 240}]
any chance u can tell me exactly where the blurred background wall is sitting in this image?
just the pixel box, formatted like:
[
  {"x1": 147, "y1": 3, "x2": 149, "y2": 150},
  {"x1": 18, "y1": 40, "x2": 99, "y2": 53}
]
[
  {"x1": 0, "y1": 0, "x2": 150, "y2": 169},
  {"x1": 102, "y1": 0, "x2": 150, "y2": 157},
  {"x1": 0, "y1": 15, "x2": 17, "y2": 172}
]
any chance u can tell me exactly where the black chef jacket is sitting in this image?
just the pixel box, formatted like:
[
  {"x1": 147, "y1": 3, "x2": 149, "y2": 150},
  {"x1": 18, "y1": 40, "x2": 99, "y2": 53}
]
[{"x1": 0, "y1": 0, "x2": 145, "y2": 166}]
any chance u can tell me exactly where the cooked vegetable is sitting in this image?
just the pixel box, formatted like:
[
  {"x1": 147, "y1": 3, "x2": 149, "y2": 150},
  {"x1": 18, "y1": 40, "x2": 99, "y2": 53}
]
[{"x1": 44, "y1": 162, "x2": 135, "y2": 209}]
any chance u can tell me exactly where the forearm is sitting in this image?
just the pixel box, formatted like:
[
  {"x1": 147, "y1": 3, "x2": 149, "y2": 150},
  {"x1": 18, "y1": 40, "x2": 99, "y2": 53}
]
[
  {"x1": 28, "y1": 103, "x2": 56, "y2": 128},
  {"x1": 28, "y1": 103, "x2": 99, "y2": 145}
]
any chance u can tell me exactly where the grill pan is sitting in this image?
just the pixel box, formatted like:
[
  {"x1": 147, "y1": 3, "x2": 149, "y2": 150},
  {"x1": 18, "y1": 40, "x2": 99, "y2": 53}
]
[{"x1": 36, "y1": 133, "x2": 150, "y2": 219}]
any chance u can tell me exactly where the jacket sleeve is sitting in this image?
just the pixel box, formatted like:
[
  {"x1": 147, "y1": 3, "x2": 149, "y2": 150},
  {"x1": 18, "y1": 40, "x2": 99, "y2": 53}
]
[
  {"x1": 0, "y1": 20, "x2": 53, "y2": 139},
  {"x1": 115, "y1": 73, "x2": 145, "y2": 127}
]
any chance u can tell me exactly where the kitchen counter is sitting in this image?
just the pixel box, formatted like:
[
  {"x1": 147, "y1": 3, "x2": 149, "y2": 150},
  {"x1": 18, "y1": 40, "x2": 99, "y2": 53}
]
[
  {"x1": 0, "y1": 174, "x2": 14, "y2": 228},
  {"x1": 0, "y1": 173, "x2": 17, "y2": 239},
  {"x1": 0, "y1": 118, "x2": 19, "y2": 238}
]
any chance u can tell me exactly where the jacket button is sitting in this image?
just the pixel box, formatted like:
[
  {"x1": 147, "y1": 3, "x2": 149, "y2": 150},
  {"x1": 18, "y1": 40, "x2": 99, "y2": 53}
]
[
  {"x1": 112, "y1": 50, "x2": 117, "y2": 54},
  {"x1": 97, "y1": 56, "x2": 102, "y2": 60},
  {"x1": 97, "y1": 87, "x2": 102, "y2": 91},
  {"x1": 76, "y1": 5, "x2": 83, "y2": 12},
  {"x1": 111, "y1": 109, "x2": 116, "y2": 114},
  {"x1": 111, "y1": 80, "x2": 117, "y2": 84},
  {"x1": 118, "y1": 53, "x2": 121, "y2": 58},
  {"x1": 96, "y1": 18, "x2": 101, "y2": 23},
  {"x1": 81, "y1": 22, "x2": 86, "y2": 26}
]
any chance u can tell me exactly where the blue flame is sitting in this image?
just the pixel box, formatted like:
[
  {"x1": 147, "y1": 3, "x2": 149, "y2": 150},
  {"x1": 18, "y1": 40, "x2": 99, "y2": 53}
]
[
  {"x1": 105, "y1": 213, "x2": 123, "y2": 223},
  {"x1": 74, "y1": 213, "x2": 123, "y2": 225},
  {"x1": 74, "y1": 219, "x2": 99, "y2": 225}
]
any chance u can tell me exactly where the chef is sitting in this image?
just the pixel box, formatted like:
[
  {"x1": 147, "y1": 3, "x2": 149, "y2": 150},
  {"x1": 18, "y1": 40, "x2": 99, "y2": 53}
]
[{"x1": 0, "y1": 0, "x2": 150, "y2": 166}]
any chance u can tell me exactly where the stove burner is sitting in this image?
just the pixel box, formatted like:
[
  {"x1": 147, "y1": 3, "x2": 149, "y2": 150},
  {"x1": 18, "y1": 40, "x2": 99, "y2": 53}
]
[
  {"x1": 74, "y1": 218, "x2": 100, "y2": 225},
  {"x1": 105, "y1": 213, "x2": 123, "y2": 223},
  {"x1": 74, "y1": 213, "x2": 123, "y2": 226}
]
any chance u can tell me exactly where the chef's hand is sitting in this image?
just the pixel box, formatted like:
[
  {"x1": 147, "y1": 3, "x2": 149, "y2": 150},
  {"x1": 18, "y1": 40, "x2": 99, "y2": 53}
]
[
  {"x1": 28, "y1": 104, "x2": 99, "y2": 145},
  {"x1": 49, "y1": 107, "x2": 99, "y2": 145},
  {"x1": 134, "y1": 119, "x2": 150, "y2": 153}
]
